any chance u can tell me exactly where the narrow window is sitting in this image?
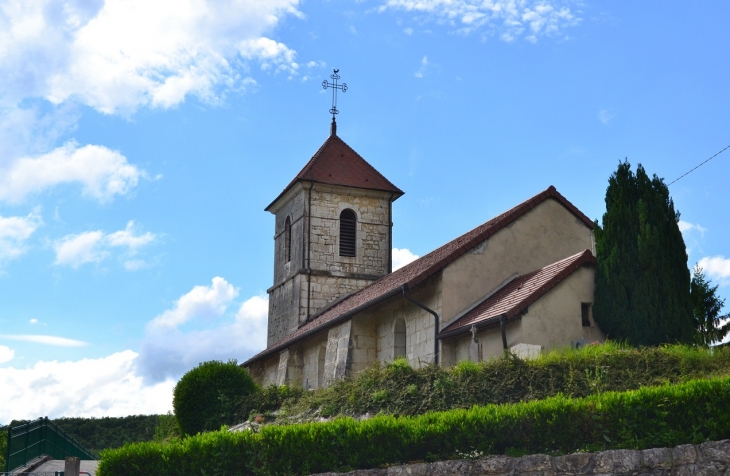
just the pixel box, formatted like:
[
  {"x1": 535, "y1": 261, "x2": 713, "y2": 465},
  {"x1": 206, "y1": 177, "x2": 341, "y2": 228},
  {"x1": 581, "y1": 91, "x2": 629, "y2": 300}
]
[
  {"x1": 394, "y1": 318, "x2": 406, "y2": 360},
  {"x1": 339, "y1": 209, "x2": 357, "y2": 257},
  {"x1": 581, "y1": 303, "x2": 591, "y2": 327},
  {"x1": 284, "y1": 217, "x2": 291, "y2": 263},
  {"x1": 317, "y1": 346, "x2": 326, "y2": 388}
]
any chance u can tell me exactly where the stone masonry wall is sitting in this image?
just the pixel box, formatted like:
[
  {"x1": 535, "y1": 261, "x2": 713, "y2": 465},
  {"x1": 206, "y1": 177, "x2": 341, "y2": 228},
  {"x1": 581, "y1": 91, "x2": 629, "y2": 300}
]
[
  {"x1": 313, "y1": 440, "x2": 730, "y2": 476},
  {"x1": 267, "y1": 185, "x2": 393, "y2": 347},
  {"x1": 308, "y1": 188, "x2": 391, "y2": 277},
  {"x1": 305, "y1": 275, "x2": 375, "y2": 317}
]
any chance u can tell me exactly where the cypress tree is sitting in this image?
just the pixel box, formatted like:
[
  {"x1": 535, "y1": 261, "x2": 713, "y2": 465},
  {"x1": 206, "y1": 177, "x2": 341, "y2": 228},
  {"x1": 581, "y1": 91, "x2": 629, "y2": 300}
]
[{"x1": 594, "y1": 160, "x2": 694, "y2": 345}]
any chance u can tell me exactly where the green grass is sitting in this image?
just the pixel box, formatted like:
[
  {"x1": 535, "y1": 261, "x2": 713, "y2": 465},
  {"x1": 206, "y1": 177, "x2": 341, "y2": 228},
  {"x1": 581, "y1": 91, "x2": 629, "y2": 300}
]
[
  {"x1": 98, "y1": 374, "x2": 730, "y2": 476},
  {"x1": 239, "y1": 343, "x2": 730, "y2": 422}
]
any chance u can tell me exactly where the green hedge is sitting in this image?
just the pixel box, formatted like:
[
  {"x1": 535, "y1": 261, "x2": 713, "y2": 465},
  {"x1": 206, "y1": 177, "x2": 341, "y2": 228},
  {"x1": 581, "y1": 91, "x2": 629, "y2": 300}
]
[{"x1": 98, "y1": 375, "x2": 730, "y2": 476}]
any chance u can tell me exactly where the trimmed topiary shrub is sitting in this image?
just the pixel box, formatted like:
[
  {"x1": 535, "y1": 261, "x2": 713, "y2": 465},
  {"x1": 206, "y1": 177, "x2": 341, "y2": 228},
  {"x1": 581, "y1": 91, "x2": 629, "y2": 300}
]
[{"x1": 173, "y1": 360, "x2": 256, "y2": 436}]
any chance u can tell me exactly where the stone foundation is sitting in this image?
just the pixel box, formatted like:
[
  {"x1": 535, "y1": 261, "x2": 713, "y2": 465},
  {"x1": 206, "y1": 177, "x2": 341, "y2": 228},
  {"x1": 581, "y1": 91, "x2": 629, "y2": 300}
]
[{"x1": 312, "y1": 440, "x2": 730, "y2": 476}]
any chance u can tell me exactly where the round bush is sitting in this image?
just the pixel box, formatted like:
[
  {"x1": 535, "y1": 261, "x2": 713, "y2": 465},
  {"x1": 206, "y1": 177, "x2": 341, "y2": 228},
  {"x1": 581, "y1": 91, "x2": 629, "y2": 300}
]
[{"x1": 173, "y1": 360, "x2": 257, "y2": 436}]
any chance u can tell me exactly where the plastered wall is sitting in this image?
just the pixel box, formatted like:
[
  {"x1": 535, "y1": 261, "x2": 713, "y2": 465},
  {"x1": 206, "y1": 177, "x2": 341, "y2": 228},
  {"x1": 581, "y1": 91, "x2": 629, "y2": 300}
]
[
  {"x1": 442, "y1": 266, "x2": 604, "y2": 365},
  {"x1": 441, "y1": 198, "x2": 593, "y2": 324},
  {"x1": 519, "y1": 266, "x2": 604, "y2": 349}
]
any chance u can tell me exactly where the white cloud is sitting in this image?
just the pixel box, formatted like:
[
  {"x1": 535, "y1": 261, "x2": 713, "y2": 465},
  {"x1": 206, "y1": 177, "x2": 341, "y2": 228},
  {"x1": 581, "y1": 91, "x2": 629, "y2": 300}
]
[
  {"x1": 29, "y1": 319, "x2": 38, "y2": 324},
  {"x1": 0, "y1": 351, "x2": 175, "y2": 421},
  {"x1": 0, "y1": 210, "x2": 43, "y2": 262},
  {"x1": 107, "y1": 221, "x2": 156, "y2": 249},
  {"x1": 238, "y1": 37, "x2": 299, "y2": 76},
  {"x1": 697, "y1": 256, "x2": 730, "y2": 287},
  {"x1": 414, "y1": 55, "x2": 431, "y2": 78},
  {"x1": 393, "y1": 247, "x2": 419, "y2": 270},
  {"x1": 0, "y1": 141, "x2": 144, "y2": 203},
  {"x1": 54, "y1": 231, "x2": 107, "y2": 268},
  {"x1": 0, "y1": 345, "x2": 14, "y2": 364},
  {"x1": 404, "y1": 27, "x2": 414, "y2": 35},
  {"x1": 679, "y1": 220, "x2": 707, "y2": 236},
  {"x1": 379, "y1": 0, "x2": 580, "y2": 40},
  {"x1": 0, "y1": 335, "x2": 87, "y2": 347},
  {"x1": 0, "y1": 0, "x2": 302, "y2": 114},
  {"x1": 598, "y1": 109, "x2": 615, "y2": 125},
  {"x1": 0, "y1": 0, "x2": 302, "y2": 203},
  {"x1": 138, "y1": 283, "x2": 268, "y2": 383},
  {"x1": 147, "y1": 277, "x2": 238, "y2": 330},
  {"x1": 54, "y1": 221, "x2": 157, "y2": 269}
]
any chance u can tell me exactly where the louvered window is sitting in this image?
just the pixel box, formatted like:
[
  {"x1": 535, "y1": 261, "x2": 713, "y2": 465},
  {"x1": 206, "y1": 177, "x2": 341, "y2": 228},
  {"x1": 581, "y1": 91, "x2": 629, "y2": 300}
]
[
  {"x1": 339, "y1": 209, "x2": 357, "y2": 257},
  {"x1": 284, "y1": 217, "x2": 292, "y2": 263}
]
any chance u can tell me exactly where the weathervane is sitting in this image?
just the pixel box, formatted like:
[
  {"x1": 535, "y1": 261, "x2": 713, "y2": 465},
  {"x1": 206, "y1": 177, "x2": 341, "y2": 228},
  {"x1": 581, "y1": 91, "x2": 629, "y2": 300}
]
[{"x1": 322, "y1": 69, "x2": 347, "y2": 135}]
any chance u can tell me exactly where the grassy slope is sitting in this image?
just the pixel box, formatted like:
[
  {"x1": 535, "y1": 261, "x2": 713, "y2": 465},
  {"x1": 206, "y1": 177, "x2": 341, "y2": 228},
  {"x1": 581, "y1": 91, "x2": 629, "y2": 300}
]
[{"x1": 240, "y1": 343, "x2": 730, "y2": 422}]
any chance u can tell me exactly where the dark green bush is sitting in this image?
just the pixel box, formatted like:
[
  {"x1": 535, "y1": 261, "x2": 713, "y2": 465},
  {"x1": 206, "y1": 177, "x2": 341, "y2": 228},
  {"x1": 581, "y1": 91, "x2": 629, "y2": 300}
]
[
  {"x1": 98, "y1": 375, "x2": 730, "y2": 476},
  {"x1": 173, "y1": 360, "x2": 257, "y2": 436}
]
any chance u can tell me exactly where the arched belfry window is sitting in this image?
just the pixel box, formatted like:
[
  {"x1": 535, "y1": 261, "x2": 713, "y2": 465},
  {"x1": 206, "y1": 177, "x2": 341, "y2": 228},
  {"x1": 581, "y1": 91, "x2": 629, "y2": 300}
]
[
  {"x1": 339, "y1": 209, "x2": 357, "y2": 257},
  {"x1": 284, "y1": 217, "x2": 292, "y2": 263}
]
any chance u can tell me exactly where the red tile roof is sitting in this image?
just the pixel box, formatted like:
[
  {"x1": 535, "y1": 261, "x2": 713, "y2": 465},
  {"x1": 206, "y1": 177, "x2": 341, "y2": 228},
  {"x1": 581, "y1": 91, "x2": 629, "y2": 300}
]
[
  {"x1": 439, "y1": 249, "x2": 596, "y2": 338},
  {"x1": 265, "y1": 134, "x2": 404, "y2": 211},
  {"x1": 244, "y1": 186, "x2": 594, "y2": 366}
]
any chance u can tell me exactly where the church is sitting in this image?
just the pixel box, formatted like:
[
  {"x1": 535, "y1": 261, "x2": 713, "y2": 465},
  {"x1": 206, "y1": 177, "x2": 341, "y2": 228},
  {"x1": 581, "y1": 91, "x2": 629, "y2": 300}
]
[{"x1": 243, "y1": 116, "x2": 605, "y2": 389}]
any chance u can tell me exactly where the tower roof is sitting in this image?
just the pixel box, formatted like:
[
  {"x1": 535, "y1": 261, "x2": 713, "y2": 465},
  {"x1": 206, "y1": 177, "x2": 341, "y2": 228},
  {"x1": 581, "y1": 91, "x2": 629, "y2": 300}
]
[{"x1": 265, "y1": 134, "x2": 404, "y2": 211}]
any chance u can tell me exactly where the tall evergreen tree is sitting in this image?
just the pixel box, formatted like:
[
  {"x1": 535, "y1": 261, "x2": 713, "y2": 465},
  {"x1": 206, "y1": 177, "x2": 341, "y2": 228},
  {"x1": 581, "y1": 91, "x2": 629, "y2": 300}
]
[
  {"x1": 691, "y1": 265, "x2": 730, "y2": 346},
  {"x1": 594, "y1": 161, "x2": 695, "y2": 345}
]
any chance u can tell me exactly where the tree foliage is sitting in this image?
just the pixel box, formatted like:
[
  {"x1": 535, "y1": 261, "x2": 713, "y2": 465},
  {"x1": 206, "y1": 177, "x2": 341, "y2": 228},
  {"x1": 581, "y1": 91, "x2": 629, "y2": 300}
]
[
  {"x1": 594, "y1": 161, "x2": 695, "y2": 345},
  {"x1": 0, "y1": 426, "x2": 6, "y2": 471},
  {"x1": 54, "y1": 415, "x2": 161, "y2": 454},
  {"x1": 173, "y1": 360, "x2": 257, "y2": 436},
  {"x1": 691, "y1": 265, "x2": 730, "y2": 346}
]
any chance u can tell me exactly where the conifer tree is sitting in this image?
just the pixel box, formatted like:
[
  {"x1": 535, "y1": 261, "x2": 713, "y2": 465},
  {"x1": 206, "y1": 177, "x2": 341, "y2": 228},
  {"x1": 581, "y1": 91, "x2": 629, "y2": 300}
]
[
  {"x1": 594, "y1": 161, "x2": 695, "y2": 345},
  {"x1": 691, "y1": 265, "x2": 730, "y2": 346}
]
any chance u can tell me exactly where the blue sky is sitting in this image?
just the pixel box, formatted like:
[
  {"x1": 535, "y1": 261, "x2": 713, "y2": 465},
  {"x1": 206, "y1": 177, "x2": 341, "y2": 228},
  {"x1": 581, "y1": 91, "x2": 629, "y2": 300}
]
[{"x1": 1, "y1": 0, "x2": 729, "y2": 422}]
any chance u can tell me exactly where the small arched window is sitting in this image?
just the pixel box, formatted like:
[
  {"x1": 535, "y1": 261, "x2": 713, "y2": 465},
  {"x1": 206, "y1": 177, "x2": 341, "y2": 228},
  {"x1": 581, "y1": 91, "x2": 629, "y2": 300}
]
[
  {"x1": 394, "y1": 319, "x2": 406, "y2": 360},
  {"x1": 339, "y1": 209, "x2": 357, "y2": 257},
  {"x1": 284, "y1": 217, "x2": 292, "y2": 263}
]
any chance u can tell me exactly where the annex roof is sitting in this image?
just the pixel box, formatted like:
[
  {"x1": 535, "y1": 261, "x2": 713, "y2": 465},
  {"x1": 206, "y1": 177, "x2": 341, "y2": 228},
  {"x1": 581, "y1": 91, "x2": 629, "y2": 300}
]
[
  {"x1": 245, "y1": 185, "x2": 594, "y2": 366},
  {"x1": 265, "y1": 134, "x2": 404, "y2": 211},
  {"x1": 438, "y1": 249, "x2": 596, "y2": 339}
]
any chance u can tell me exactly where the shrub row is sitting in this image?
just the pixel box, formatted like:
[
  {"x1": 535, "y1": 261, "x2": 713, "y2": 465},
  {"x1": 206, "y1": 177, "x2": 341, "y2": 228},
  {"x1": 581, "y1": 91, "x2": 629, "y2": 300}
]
[
  {"x1": 244, "y1": 343, "x2": 730, "y2": 420},
  {"x1": 99, "y1": 375, "x2": 730, "y2": 476}
]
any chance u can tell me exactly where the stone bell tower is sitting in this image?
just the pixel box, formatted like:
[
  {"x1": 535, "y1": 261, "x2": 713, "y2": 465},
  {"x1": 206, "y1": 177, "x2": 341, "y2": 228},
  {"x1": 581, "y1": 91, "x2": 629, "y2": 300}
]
[{"x1": 264, "y1": 129, "x2": 404, "y2": 346}]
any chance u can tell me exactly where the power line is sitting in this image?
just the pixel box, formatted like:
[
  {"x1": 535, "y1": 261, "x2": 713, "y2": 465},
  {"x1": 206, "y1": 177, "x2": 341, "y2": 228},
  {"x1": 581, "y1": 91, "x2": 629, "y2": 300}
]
[{"x1": 668, "y1": 144, "x2": 730, "y2": 186}]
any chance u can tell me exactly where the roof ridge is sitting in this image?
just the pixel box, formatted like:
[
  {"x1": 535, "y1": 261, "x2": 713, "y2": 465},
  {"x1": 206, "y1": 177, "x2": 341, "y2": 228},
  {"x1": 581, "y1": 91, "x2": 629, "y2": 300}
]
[{"x1": 245, "y1": 187, "x2": 594, "y2": 366}]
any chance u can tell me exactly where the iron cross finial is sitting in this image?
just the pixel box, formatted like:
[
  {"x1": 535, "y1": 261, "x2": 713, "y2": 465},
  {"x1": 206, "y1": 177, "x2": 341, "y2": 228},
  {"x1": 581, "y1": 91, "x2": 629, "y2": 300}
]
[{"x1": 322, "y1": 69, "x2": 348, "y2": 120}]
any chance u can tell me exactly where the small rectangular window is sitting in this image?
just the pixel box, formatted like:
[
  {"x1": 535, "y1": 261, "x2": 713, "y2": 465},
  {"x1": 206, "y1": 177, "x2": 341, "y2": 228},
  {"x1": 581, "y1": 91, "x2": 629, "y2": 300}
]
[{"x1": 581, "y1": 303, "x2": 591, "y2": 327}]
